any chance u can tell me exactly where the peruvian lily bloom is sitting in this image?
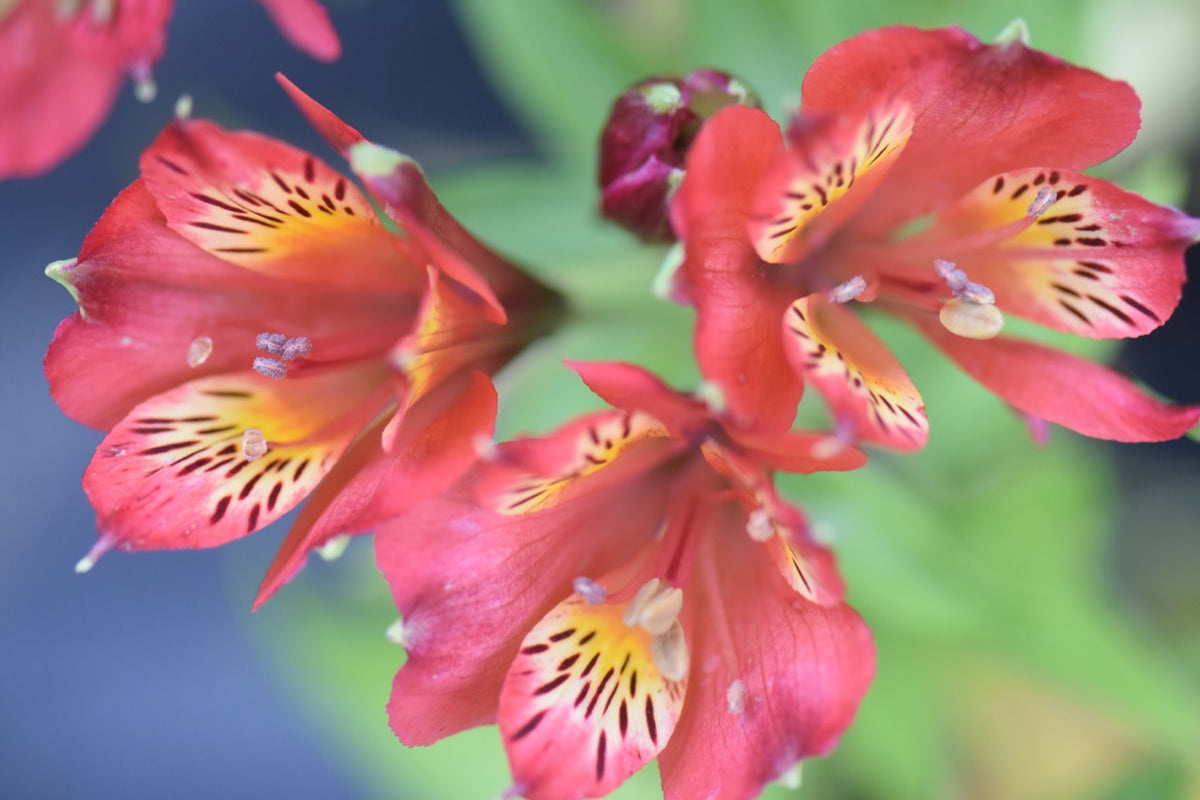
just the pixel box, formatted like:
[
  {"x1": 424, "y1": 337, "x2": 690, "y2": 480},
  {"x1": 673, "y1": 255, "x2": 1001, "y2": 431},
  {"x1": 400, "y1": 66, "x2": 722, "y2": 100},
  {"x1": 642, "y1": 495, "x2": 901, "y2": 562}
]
[
  {"x1": 0, "y1": 0, "x2": 339, "y2": 179},
  {"x1": 669, "y1": 25, "x2": 1200, "y2": 448},
  {"x1": 375, "y1": 361, "x2": 873, "y2": 800},
  {"x1": 44, "y1": 82, "x2": 563, "y2": 602}
]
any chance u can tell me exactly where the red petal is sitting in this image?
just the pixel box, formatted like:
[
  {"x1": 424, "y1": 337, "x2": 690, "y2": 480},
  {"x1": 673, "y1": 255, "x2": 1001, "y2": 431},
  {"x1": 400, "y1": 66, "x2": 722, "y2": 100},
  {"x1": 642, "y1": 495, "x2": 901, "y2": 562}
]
[
  {"x1": 659, "y1": 509, "x2": 874, "y2": 799},
  {"x1": 801, "y1": 26, "x2": 1141, "y2": 234},
  {"x1": 44, "y1": 181, "x2": 411, "y2": 430},
  {"x1": 378, "y1": 463, "x2": 672, "y2": 745},
  {"x1": 278, "y1": 76, "x2": 560, "y2": 324},
  {"x1": 255, "y1": 0, "x2": 340, "y2": 61},
  {"x1": 672, "y1": 106, "x2": 803, "y2": 430},
  {"x1": 783, "y1": 295, "x2": 928, "y2": 451},
  {"x1": 499, "y1": 592, "x2": 686, "y2": 800},
  {"x1": 914, "y1": 313, "x2": 1200, "y2": 441},
  {"x1": 254, "y1": 369, "x2": 497, "y2": 609},
  {"x1": 140, "y1": 118, "x2": 420, "y2": 294},
  {"x1": 915, "y1": 168, "x2": 1198, "y2": 337},
  {"x1": 83, "y1": 362, "x2": 388, "y2": 552},
  {"x1": 568, "y1": 361, "x2": 712, "y2": 439},
  {"x1": 749, "y1": 102, "x2": 913, "y2": 264},
  {"x1": 0, "y1": 0, "x2": 170, "y2": 178}
]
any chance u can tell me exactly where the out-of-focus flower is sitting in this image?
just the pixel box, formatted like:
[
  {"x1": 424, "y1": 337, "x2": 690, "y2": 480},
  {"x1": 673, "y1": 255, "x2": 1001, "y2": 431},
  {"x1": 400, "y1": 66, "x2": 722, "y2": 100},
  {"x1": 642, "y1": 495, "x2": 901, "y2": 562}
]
[
  {"x1": 376, "y1": 361, "x2": 872, "y2": 800},
  {"x1": 0, "y1": 0, "x2": 340, "y2": 179},
  {"x1": 669, "y1": 25, "x2": 1200, "y2": 447},
  {"x1": 598, "y1": 68, "x2": 758, "y2": 242},
  {"x1": 44, "y1": 83, "x2": 564, "y2": 600}
]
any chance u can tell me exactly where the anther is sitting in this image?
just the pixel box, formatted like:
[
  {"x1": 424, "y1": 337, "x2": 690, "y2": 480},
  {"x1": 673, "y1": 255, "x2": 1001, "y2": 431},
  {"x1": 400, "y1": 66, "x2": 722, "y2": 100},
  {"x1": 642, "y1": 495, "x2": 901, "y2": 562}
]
[
  {"x1": 746, "y1": 508, "x2": 775, "y2": 542},
  {"x1": 939, "y1": 297, "x2": 1004, "y2": 339},
  {"x1": 241, "y1": 428, "x2": 268, "y2": 460},
  {"x1": 935, "y1": 259, "x2": 1004, "y2": 339},
  {"x1": 1026, "y1": 184, "x2": 1058, "y2": 218},
  {"x1": 317, "y1": 534, "x2": 351, "y2": 561},
  {"x1": 174, "y1": 94, "x2": 194, "y2": 120},
  {"x1": 254, "y1": 333, "x2": 311, "y2": 378},
  {"x1": 252, "y1": 357, "x2": 287, "y2": 379},
  {"x1": 623, "y1": 578, "x2": 684, "y2": 635},
  {"x1": 827, "y1": 275, "x2": 867, "y2": 303},
  {"x1": 385, "y1": 618, "x2": 412, "y2": 648},
  {"x1": 650, "y1": 621, "x2": 689, "y2": 681},
  {"x1": 187, "y1": 336, "x2": 213, "y2": 368},
  {"x1": 573, "y1": 576, "x2": 608, "y2": 605}
]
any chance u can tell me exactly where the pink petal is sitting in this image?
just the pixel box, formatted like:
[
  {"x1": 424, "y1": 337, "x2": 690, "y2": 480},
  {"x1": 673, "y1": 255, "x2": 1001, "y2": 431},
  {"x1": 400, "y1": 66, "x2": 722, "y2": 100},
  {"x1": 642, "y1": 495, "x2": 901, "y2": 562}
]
[
  {"x1": 0, "y1": 0, "x2": 171, "y2": 178},
  {"x1": 801, "y1": 26, "x2": 1141, "y2": 234},
  {"x1": 568, "y1": 361, "x2": 712, "y2": 439},
  {"x1": 255, "y1": 0, "x2": 340, "y2": 61},
  {"x1": 913, "y1": 312, "x2": 1200, "y2": 441},
  {"x1": 915, "y1": 168, "x2": 1198, "y2": 338},
  {"x1": 140, "y1": 118, "x2": 422, "y2": 294},
  {"x1": 83, "y1": 361, "x2": 389, "y2": 553},
  {"x1": 659, "y1": 509, "x2": 874, "y2": 799},
  {"x1": 377, "y1": 462, "x2": 673, "y2": 745},
  {"x1": 44, "y1": 181, "x2": 412, "y2": 430},
  {"x1": 498, "y1": 591, "x2": 686, "y2": 800},
  {"x1": 672, "y1": 106, "x2": 803, "y2": 431},
  {"x1": 782, "y1": 295, "x2": 928, "y2": 451}
]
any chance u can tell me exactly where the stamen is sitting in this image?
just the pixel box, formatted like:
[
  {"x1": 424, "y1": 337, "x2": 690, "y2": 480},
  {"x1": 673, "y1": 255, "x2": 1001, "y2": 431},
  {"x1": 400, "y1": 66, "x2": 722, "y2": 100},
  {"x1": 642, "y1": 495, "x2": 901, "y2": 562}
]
[
  {"x1": 186, "y1": 336, "x2": 213, "y2": 368},
  {"x1": 241, "y1": 428, "x2": 269, "y2": 460},
  {"x1": 133, "y1": 72, "x2": 157, "y2": 104},
  {"x1": 174, "y1": 94, "x2": 194, "y2": 120},
  {"x1": 726, "y1": 679, "x2": 748, "y2": 715},
  {"x1": 650, "y1": 621, "x2": 689, "y2": 681},
  {"x1": 935, "y1": 259, "x2": 1005, "y2": 339},
  {"x1": 746, "y1": 508, "x2": 775, "y2": 542},
  {"x1": 253, "y1": 357, "x2": 287, "y2": 379},
  {"x1": 774, "y1": 764, "x2": 803, "y2": 790},
  {"x1": 827, "y1": 275, "x2": 867, "y2": 303},
  {"x1": 573, "y1": 576, "x2": 608, "y2": 605},
  {"x1": 254, "y1": 332, "x2": 311, "y2": 378},
  {"x1": 623, "y1": 578, "x2": 684, "y2": 635},
  {"x1": 939, "y1": 297, "x2": 1005, "y2": 339},
  {"x1": 1026, "y1": 185, "x2": 1058, "y2": 218}
]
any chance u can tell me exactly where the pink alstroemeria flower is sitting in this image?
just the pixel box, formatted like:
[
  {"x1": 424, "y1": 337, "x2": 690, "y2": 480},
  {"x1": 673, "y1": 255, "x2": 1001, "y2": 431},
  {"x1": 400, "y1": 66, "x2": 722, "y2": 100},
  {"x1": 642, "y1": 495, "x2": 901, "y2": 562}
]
[
  {"x1": 0, "y1": 0, "x2": 339, "y2": 179},
  {"x1": 669, "y1": 25, "x2": 1200, "y2": 448},
  {"x1": 45, "y1": 82, "x2": 563, "y2": 602},
  {"x1": 376, "y1": 362, "x2": 873, "y2": 800}
]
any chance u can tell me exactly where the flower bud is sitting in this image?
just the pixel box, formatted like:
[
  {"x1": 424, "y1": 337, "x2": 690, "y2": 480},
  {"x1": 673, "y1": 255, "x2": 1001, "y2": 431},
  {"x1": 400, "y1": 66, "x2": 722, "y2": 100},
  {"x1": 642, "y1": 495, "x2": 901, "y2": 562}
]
[{"x1": 599, "y1": 69, "x2": 758, "y2": 241}]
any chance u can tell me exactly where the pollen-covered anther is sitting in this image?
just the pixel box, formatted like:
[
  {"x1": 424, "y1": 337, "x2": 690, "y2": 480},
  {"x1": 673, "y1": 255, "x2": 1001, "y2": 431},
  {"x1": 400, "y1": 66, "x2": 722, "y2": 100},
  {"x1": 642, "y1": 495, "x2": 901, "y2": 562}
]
[
  {"x1": 253, "y1": 356, "x2": 288, "y2": 379},
  {"x1": 241, "y1": 428, "x2": 269, "y2": 461},
  {"x1": 746, "y1": 508, "x2": 776, "y2": 542},
  {"x1": 1025, "y1": 184, "x2": 1058, "y2": 218},
  {"x1": 385, "y1": 618, "x2": 412, "y2": 648},
  {"x1": 174, "y1": 94, "x2": 194, "y2": 120},
  {"x1": 254, "y1": 333, "x2": 311, "y2": 377},
  {"x1": 573, "y1": 576, "x2": 608, "y2": 605},
  {"x1": 186, "y1": 336, "x2": 213, "y2": 368},
  {"x1": 827, "y1": 275, "x2": 867, "y2": 303},
  {"x1": 316, "y1": 534, "x2": 351, "y2": 561}
]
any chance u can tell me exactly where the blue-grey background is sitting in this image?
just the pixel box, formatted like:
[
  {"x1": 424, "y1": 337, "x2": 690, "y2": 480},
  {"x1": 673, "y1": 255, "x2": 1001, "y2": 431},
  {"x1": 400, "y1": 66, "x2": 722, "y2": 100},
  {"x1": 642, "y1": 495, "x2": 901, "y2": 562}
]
[
  {"x1": 0, "y1": 2, "x2": 530, "y2": 798},
  {"x1": 3, "y1": 2, "x2": 1199, "y2": 800}
]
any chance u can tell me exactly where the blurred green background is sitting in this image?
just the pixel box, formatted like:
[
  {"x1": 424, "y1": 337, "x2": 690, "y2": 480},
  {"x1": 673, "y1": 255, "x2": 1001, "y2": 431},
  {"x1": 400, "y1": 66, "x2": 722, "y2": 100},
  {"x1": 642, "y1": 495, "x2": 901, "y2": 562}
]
[
  {"x1": 260, "y1": 2, "x2": 1200, "y2": 799},
  {"x1": 5, "y1": 1, "x2": 1198, "y2": 798}
]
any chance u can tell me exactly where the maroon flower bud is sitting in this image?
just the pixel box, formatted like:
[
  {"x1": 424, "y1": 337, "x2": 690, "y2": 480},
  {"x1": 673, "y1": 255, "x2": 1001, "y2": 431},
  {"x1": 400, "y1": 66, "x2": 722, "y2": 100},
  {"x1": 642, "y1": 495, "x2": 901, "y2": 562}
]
[{"x1": 599, "y1": 69, "x2": 759, "y2": 242}]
